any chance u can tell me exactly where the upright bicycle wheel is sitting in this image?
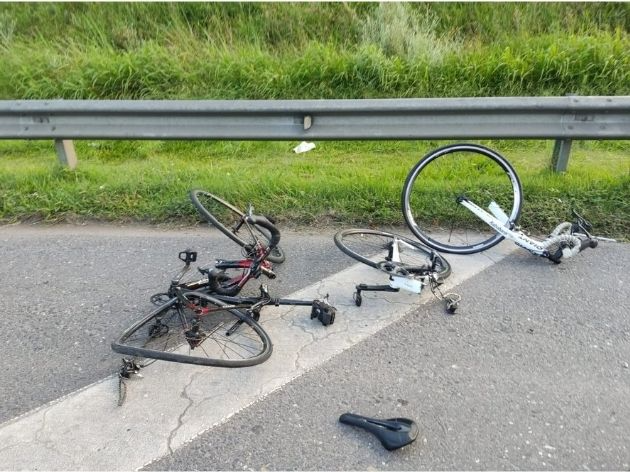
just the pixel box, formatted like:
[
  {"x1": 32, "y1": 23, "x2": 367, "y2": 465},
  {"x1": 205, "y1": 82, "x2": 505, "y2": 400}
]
[
  {"x1": 111, "y1": 292, "x2": 272, "y2": 367},
  {"x1": 402, "y1": 144, "x2": 522, "y2": 254},
  {"x1": 334, "y1": 229, "x2": 451, "y2": 281},
  {"x1": 190, "y1": 189, "x2": 285, "y2": 263}
]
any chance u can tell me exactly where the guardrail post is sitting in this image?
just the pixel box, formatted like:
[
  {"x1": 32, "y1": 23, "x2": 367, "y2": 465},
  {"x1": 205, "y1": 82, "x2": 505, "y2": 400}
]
[
  {"x1": 54, "y1": 139, "x2": 77, "y2": 169},
  {"x1": 551, "y1": 138, "x2": 572, "y2": 173}
]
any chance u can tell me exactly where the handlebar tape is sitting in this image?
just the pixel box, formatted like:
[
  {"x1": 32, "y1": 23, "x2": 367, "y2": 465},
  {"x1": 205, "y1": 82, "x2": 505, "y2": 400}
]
[
  {"x1": 580, "y1": 237, "x2": 598, "y2": 252},
  {"x1": 247, "y1": 215, "x2": 281, "y2": 250}
]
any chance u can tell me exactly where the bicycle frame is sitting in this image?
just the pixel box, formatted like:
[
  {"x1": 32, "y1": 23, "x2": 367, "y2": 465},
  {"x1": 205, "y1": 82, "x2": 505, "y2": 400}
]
[
  {"x1": 165, "y1": 260, "x2": 314, "y2": 310},
  {"x1": 457, "y1": 197, "x2": 549, "y2": 255},
  {"x1": 457, "y1": 197, "x2": 603, "y2": 263},
  {"x1": 386, "y1": 237, "x2": 426, "y2": 294},
  {"x1": 185, "y1": 210, "x2": 279, "y2": 296},
  {"x1": 348, "y1": 232, "x2": 460, "y2": 313},
  {"x1": 158, "y1": 216, "x2": 335, "y2": 325}
]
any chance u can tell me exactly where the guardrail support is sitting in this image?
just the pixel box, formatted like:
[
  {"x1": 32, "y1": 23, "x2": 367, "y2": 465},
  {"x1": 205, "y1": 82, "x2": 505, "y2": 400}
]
[
  {"x1": 54, "y1": 139, "x2": 77, "y2": 170},
  {"x1": 551, "y1": 138, "x2": 572, "y2": 172}
]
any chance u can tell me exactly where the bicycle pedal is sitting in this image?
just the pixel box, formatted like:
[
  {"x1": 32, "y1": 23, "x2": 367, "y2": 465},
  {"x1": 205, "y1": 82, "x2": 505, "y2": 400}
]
[
  {"x1": 117, "y1": 360, "x2": 143, "y2": 407},
  {"x1": 119, "y1": 358, "x2": 142, "y2": 379},
  {"x1": 311, "y1": 299, "x2": 336, "y2": 326},
  {"x1": 178, "y1": 249, "x2": 197, "y2": 264}
]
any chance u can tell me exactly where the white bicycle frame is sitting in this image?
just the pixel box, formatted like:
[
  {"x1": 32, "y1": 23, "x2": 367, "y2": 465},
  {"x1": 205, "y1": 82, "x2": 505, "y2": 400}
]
[
  {"x1": 457, "y1": 197, "x2": 551, "y2": 255},
  {"x1": 351, "y1": 233, "x2": 460, "y2": 313},
  {"x1": 386, "y1": 236, "x2": 430, "y2": 294}
]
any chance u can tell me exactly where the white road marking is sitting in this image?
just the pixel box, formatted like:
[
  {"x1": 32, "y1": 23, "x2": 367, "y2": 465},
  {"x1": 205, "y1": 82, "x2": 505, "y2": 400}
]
[{"x1": 0, "y1": 243, "x2": 514, "y2": 470}]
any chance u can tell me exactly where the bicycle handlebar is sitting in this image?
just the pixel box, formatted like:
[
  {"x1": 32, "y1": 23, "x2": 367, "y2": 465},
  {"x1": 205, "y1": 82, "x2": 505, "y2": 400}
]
[
  {"x1": 546, "y1": 232, "x2": 598, "y2": 263},
  {"x1": 246, "y1": 215, "x2": 281, "y2": 253},
  {"x1": 580, "y1": 236, "x2": 599, "y2": 252}
]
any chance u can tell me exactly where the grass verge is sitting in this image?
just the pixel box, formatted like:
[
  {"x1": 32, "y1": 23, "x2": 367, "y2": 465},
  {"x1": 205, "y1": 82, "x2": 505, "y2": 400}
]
[{"x1": 0, "y1": 140, "x2": 627, "y2": 240}]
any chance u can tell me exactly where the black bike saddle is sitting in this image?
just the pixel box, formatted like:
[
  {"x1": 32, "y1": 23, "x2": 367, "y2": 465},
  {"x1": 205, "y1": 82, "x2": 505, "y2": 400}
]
[{"x1": 339, "y1": 413, "x2": 418, "y2": 451}]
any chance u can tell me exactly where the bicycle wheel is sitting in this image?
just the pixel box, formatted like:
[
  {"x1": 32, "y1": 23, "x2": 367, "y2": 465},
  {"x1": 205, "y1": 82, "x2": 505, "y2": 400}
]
[
  {"x1": 189, "y1": 189, "x2": 285, "y2": 263},
  {"x1": 402, "y1": 144, "x2": 522, "y2": 254},
  {"x1": 334, "y1": 229, "x2": 451, "y2": 281},
  {"x1": 111, "y1": 292, "x2": 272, "y2": 367}
]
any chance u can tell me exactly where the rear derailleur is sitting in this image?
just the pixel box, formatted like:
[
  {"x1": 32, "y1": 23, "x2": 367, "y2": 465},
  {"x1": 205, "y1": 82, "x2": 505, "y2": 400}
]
[{"x1": 117, "y1": 358, "x2": 142, "y2": 406}]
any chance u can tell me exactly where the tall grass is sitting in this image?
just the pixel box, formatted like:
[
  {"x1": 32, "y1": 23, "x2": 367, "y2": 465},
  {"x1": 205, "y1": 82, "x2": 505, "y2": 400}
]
[
  {"x1": 361, "y1": 3, "x2": 460, "y2": 63},
  {"x1": 0, "y1": 3, "x2": 628, "y2": 99},
  {"x1": 0, "y1": 3, "x2": 628, "y2": 236},
  {"x1": 3, "y1": 30, "x2": 628, "y2": 100},
  {"x1": 1, "y1": 3, "x2": 627, "y2": 50}
]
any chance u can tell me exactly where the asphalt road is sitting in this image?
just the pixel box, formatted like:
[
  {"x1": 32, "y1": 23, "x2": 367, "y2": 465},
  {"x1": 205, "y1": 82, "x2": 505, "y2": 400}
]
[
  {"x1": 0, "y1": 223, "x2": 353, "y2": 424},
  {"x1": 146, "y1": 240, "x2": 630, "y2": 471},
  {"x1": 1, "y1": 223, "x2": 628, "y2": 470}
]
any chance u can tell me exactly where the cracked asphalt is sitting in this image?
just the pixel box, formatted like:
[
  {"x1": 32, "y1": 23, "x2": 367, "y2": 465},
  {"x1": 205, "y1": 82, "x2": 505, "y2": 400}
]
[
  {"x1": 0, "y1": 223, "x2": 353, "y2": 425},
  {"x1": 144, "y1": 240, "x2": 630, "y2": 471},
  {"x1": 1, "y1": 223, "x2": 628, "y2": 470}
]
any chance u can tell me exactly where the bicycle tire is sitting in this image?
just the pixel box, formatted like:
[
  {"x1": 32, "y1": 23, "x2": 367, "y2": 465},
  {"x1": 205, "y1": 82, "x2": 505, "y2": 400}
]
[
  {"x1": 402, "y1": 144, "x2": 523, "y2": 254},
  {"x1": 334, "y1": 229, "x2": 451, "y2": 281},
  {"x1": 111, "y1": 291, "x2": 272, "y2": 367},
  {"x1": 189, "y1": 189, "x2": 285, "y2": 264}
]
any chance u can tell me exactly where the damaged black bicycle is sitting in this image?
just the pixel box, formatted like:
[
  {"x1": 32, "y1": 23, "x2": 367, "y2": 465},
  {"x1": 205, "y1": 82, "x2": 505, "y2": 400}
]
[{"x1": 111, "y1": 191, "x2": 335, "y2": 372}]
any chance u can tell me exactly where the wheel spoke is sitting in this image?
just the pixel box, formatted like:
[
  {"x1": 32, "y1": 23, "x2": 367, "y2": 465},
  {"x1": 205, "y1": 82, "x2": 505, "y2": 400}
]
[
  {"x1": 402, "y1": 144, "x2": 522, "y2": 254},
  {"x1": 334, "y1": 229, "x2": 451, "y2": 281},
  {"x1": 112, "y1": 293, "x2": 271, "y2": 367},
  {"x1": 189, "y1": 189, "x2": 285, "y2": 264}
]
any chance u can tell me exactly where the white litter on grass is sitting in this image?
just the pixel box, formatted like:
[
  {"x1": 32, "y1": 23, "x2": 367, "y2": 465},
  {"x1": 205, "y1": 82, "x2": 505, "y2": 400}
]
[{"x1": 293, "y1": 141, "x2": 316, "y2": 154}]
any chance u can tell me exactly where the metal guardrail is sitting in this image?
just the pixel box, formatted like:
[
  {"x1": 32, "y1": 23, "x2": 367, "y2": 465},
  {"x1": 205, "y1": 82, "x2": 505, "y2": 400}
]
[{"x1": 1, "y1": 96, "x2": 628, "y2": 171}]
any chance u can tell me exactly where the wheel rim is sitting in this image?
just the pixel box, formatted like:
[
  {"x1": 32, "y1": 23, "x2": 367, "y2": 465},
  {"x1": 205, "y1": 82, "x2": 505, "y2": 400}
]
[
  {"x1": 117, "y1": 293, "x2": 270, "y2": 367},
  {"x1": 191, "y1": 191, "x2": 248, "y2": 244},
  {"x1": 190, "y1": 190, "x2": 284, "y2": 263},
  {"x1": 403, "y1": 144, "x2": 522, "y2": 254},
  {"x1": 335, "y1": 230, "x2": 446, "y2": 276}
]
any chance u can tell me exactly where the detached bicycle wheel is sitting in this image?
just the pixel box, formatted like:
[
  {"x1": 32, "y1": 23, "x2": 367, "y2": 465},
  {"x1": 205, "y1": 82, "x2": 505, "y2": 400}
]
[
  {"x1": 111, "y1": 292, "x2": 272, "y2": 367},
  {"x1": 334, "y1": 229, "x2": 451, "y2": 281},
  {"x1": 190, "y1": 189, "x2": 285, "y2": 263},
  {"x1": 402, "y1": 144, "x2": 522, "y2": 254}
]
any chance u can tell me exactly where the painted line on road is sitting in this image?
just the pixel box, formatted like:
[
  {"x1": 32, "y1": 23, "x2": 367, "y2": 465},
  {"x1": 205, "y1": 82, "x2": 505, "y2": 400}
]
[{"x1": 0, "y1": 243, "x2": 515, "y2": 470}]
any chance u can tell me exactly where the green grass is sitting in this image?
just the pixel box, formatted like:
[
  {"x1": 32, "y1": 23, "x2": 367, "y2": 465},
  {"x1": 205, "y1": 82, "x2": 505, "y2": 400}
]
[
  {"x1": 1, "y1": 3, "x2": 627, "y2": 50},
  {"x1": 0, "y1": 3, "x2": 628, "y2": 238},
  {"x1": 1, "y1": 140, "x2": 628, "y2": 240},
  {"x1": 3, "y1": 32, "x2": 627, "y2": 99},
  {"x1": 0, "y1": 3, "x2": 628, "y2": 99}
]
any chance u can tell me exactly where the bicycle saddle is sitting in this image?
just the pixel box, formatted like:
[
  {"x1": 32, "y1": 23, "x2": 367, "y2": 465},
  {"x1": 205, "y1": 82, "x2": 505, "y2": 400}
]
[{"x1": 339, "y1": 413, "x2": 418, "y2": 451}]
